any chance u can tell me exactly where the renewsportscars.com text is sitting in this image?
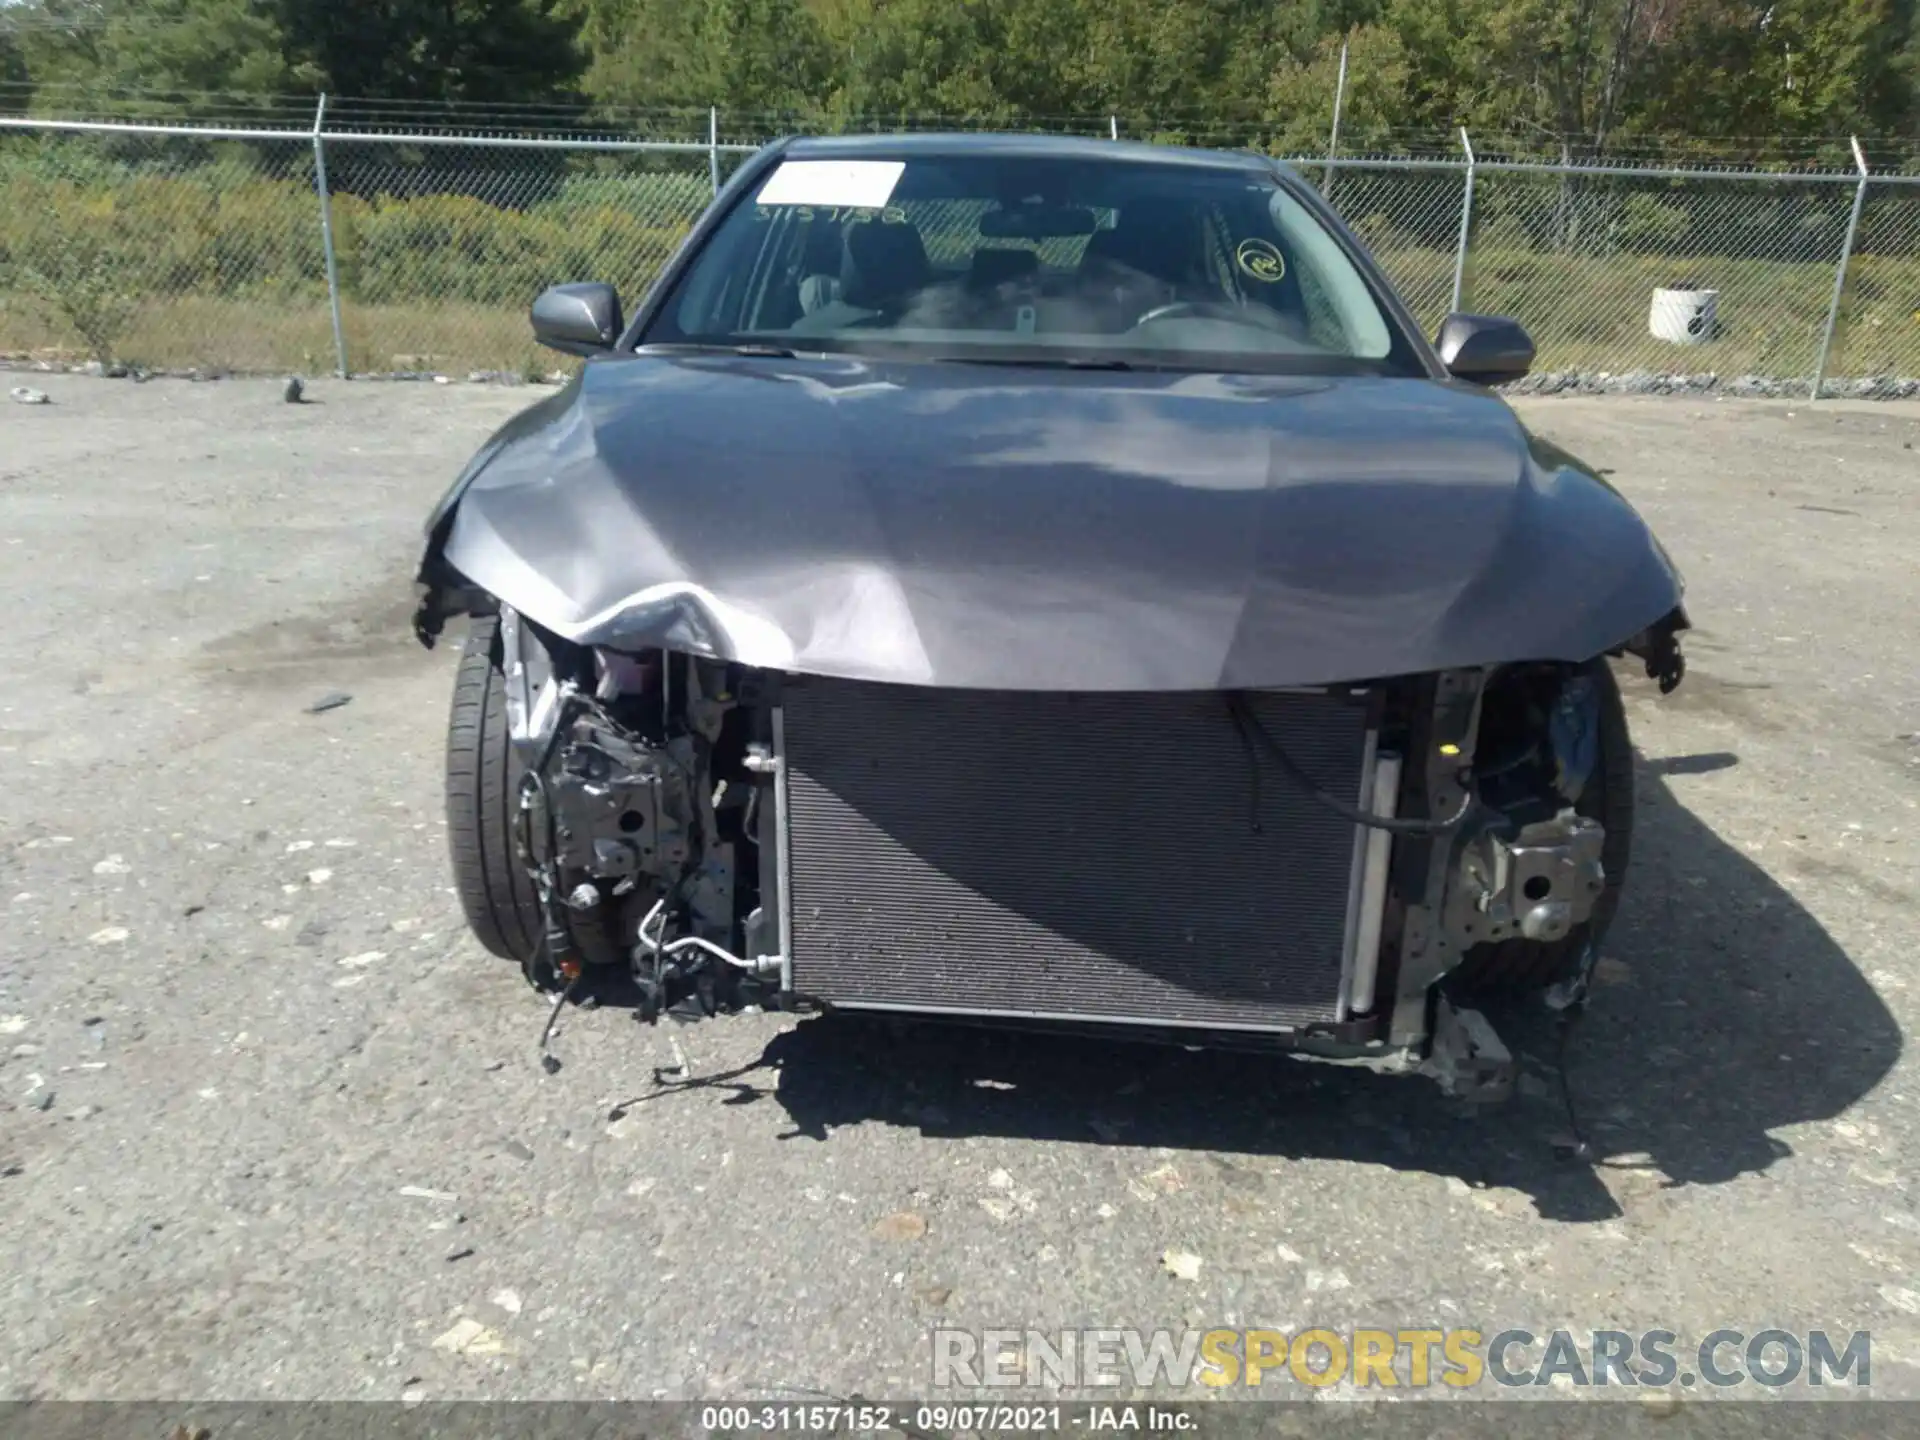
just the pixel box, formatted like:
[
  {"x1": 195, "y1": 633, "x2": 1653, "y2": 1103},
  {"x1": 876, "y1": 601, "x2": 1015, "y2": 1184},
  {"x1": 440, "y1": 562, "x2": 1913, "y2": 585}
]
[{"x1": 932, "y1": 1327, "x2": 1872, "y2": 1391}]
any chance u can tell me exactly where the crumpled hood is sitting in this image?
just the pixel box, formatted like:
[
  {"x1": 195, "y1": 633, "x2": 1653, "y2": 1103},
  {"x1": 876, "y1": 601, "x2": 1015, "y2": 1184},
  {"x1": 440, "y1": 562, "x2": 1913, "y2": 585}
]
[{"x1": 427, "y1": 353, "x2": 1682, "y2": 690}]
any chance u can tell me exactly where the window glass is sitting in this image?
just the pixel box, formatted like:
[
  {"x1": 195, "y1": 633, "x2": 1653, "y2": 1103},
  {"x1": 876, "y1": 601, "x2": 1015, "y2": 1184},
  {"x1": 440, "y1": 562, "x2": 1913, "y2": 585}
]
[{"x1": 644, "y1": 154, "x2": 1421, "y2": 375}]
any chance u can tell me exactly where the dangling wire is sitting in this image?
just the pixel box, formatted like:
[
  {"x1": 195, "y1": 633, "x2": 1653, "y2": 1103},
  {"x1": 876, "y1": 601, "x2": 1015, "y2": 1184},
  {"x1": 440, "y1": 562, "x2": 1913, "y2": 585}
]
[
  {"x1": 1553, "y1": 1006, "x2": 1592, "y2": 1160},
  {"x1": 513, "y1": 689, "x2": 589, "y2": 1062},
  {"x1": 1226, "y1": 697, "x2": 1265, "y2": 835},
  {"x1": 538, "y1": 968, "x2": 582, "y2": 1074},
  {"x1": 1227, "y1": 693, "x2": 1477, "y2": 836},
  {"x1": 1547, "y1": 939, "x2": 1599, "y2": 1160}
]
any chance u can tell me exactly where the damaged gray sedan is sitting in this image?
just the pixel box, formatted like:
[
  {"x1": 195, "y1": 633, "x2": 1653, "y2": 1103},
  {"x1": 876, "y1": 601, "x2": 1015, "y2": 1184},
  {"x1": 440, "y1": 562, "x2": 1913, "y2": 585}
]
[{"x1": 414, "y1": 133, "x2": 1689, "y2": 1097}]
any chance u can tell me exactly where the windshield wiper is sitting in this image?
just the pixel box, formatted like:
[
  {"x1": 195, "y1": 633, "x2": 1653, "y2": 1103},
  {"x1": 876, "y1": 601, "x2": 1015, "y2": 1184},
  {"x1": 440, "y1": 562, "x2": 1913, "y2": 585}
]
[
  {"x1": 639, "y1": 341, "x2": 802, "y2": 359},
  {"x1": 936, "y1": 355, "x2": 1138, "y2": 371}
]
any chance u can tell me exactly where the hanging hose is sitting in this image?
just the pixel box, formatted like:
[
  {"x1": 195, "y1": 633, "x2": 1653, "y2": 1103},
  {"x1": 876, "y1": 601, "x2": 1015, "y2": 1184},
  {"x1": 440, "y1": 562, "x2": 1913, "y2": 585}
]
[
  {"x1": 635, "y1": 896, "x2": 770, "y2": 974},
  {"x1": 1226, "y1": 698, "x2": 1265, "y2": 835}
]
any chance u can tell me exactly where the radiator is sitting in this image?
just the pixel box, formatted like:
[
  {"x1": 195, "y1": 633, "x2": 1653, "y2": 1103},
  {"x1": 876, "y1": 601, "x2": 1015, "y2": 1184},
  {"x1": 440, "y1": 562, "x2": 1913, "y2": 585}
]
[{"x1": 779, "y1": 680, "x2": 1375, "y2": 1032}]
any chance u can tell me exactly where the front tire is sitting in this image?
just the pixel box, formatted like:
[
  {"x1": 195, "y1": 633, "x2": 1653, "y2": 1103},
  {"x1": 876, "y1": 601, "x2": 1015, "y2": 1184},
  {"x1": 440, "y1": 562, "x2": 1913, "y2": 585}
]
[
  {"x1": 444, "y1": 614, "x2": 545, "y2": 965},
  {"x1": 1450, "y1": 660, "x2": 1634, "y2": 996}
]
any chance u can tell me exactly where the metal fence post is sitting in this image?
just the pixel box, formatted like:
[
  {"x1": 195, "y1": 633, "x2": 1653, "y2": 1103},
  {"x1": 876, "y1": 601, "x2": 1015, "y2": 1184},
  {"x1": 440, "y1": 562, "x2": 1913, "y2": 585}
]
[
  {"x1": 311, "y1": 94, "x2": 349, "y2": 378},
  {"x1": 1810, "y1": 135, "x2": 1869, "y2": 401},
  {"x1": 1450, "y1": 127, "x2": 1475, "y2": 313},
  {"x1": 1109, "y1": 115, "x2": 1118, "y2": 141},
  {"x1": 1321, "y1": 35, "x2": 1348, "y2": 197},
  {"x1": 709, "y1": 107, "x2": 721, "y2": 197}
]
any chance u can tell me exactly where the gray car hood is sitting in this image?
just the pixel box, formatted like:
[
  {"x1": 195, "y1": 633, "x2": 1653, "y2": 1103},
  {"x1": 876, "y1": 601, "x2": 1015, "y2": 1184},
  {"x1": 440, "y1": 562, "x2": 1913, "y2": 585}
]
[{"x1": 424, "y1": 352, "x2": 1683, "y2": 691}]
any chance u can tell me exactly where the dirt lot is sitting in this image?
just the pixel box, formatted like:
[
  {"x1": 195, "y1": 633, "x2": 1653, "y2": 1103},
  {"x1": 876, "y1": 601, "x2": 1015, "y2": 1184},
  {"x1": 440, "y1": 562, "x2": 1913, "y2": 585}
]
[{"x1": 1, "y1": 377, "x2": 1917, "y2": 1404}]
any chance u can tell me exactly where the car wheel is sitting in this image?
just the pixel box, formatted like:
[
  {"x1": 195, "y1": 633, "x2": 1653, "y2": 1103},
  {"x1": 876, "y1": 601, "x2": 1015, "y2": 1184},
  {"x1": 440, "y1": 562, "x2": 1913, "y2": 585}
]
[
  {"x1": 444, "y1": 614, "x2": 545, "y2": 965},
  {"x1": 1450, "y1": 659, "x2": 1634, "y2": 996}
]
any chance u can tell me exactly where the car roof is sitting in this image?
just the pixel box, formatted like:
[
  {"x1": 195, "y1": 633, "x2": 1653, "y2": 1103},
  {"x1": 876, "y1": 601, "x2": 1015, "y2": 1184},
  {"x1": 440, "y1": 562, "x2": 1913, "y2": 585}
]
[{"x1": 782, "y1": 131, "x2": 1278, "y2": 173}]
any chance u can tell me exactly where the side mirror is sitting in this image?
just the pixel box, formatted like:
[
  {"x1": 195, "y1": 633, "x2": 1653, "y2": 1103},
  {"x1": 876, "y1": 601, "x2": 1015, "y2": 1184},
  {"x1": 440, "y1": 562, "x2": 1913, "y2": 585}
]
[
  {"x1": 1435, "y1": 313, "x2": 1534, "y2": 385},
  {"x1": 531, "y1": 282, "x2": 623, "y2": 356}
]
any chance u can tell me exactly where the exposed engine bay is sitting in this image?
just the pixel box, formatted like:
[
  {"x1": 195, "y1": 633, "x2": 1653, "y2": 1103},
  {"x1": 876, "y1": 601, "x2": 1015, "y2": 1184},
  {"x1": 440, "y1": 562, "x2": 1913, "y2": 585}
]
[
  {"x1": 495, "y1": 607, "x2": 777, "y2": 1019},
  {"x1": 481, "y1": 600, "x2": 1686, "y2": 1097}
]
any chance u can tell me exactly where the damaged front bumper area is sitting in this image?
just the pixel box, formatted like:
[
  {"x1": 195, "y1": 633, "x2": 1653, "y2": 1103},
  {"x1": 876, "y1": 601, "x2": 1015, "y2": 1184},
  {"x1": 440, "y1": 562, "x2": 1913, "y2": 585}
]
[{"x1": 482, "y1": 612, "x2": 1671, "y2": 1095}]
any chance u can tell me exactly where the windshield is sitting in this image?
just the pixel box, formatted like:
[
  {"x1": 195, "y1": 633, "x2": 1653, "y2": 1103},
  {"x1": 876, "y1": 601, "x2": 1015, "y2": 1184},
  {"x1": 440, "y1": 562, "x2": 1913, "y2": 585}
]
[{"x1": 639, "y1": 152, "x2": 1425, "y2": 376}]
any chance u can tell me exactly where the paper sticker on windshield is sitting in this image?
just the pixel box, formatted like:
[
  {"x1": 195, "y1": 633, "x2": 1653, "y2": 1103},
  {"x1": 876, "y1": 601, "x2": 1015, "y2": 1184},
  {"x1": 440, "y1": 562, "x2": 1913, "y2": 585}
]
[
  {"x1": 756, "y1": 160, "x2": 905, "y2": 209},
  {"x1": 1235, "y1": 238, "x2": 1286, "y2": 283}
]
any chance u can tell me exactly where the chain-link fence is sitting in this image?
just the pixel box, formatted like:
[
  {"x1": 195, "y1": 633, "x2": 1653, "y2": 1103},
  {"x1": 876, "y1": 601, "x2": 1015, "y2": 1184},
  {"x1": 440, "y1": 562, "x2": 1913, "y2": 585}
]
[
  {"x1": 2, "y1": 107, "x2": 1918, "y2": 391},
  {"x1": 0, "y1": 126, "x2": 331, "y2": 373},
  {"x1": 1322, "y1": 162, "x2": 1470, "y2": 334},
  {"x1": 1341, "y1": 146, "x2": 1920, "y2": 388},
  {"x1": 0, "y1": 113, "x2": 752, "y2": 377},
  {"x1": 318, "y1": 135, "x2": 736, "y2": 377}
]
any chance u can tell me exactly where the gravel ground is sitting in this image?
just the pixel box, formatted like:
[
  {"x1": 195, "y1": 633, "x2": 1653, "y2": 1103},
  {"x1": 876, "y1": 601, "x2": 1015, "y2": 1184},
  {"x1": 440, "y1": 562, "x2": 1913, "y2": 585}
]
[{"x1": 1, "y1": 377, "x2": 1917, "y2": 1405}]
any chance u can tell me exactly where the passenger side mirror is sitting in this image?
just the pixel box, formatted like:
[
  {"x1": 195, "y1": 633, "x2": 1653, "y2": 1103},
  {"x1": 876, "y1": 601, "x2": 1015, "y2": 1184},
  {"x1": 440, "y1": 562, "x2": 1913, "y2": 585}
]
[
  {"x1": 531, "y1": 282, "x2": 623, "y2": 356},
  {"x1": 1435, "y1": 313, "x2": 1535, "y2": 385}
]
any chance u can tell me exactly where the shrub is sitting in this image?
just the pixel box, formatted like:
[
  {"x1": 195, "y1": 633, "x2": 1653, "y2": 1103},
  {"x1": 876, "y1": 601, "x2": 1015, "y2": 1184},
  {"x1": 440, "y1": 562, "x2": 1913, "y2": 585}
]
[
  {"x1": 1351, "y1": 211, "x2": 1419, "y2": 256},
  {"x1": 1615, "y1": 194, "x2": 1690, "y2": 252},
  {"x1": 4, "y1": 151, "x2": 1917, "y2": 379},
  {"x1": 0, "y1": 179, "x2": 149, "y2": 361}
]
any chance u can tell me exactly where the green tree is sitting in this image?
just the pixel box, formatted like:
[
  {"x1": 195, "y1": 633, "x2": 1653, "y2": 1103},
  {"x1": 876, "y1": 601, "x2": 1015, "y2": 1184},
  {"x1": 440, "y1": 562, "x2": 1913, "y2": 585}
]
[
  {"x1": 1375, "y1": 0, "x2": 1508, "y2": 133},
  {"x1": 7, "y1": 0, "x2": 580, "y2": 108},
  {"x1": 1268, "y1": 24, "x2": 1415, "y2": 151},
  {"x1": 813, "y1": 0, "x2": 1029, "y2": 120},
  {"x1": 1370, "y1": 0, "x2": 1910, "y2": 153},
  {"x1": 0, "y1": 26, "x2": 30, "y2": 111},
  {"x1": 1068, "y1": 0, "x2": 1289, "y2": 119},
  {"x1": 12, "y1": 0, "x2": 309, "y2": 112},
  {"x1": 273, "y1": 0, "x2": 580, "y2": 104},
  {"x1": 814, "y1": 0, "x2": 1299, "y2": 130},
  {"x1": 1634, "y1": 0, "x2": 1910, "y2": 139},
  {"x1": 576, "y1": 0, "x2": 830, "y2": 112},
  {"x1": 3, "y1": 0, "x2": 1916, "y2": 148}
]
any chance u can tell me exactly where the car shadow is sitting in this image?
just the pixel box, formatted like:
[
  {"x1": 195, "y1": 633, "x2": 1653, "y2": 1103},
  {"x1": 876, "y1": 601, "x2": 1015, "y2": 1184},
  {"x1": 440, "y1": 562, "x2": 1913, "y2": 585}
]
[{"x1": 609, "y1": 738, "x2": 1902, "y2": 1225}]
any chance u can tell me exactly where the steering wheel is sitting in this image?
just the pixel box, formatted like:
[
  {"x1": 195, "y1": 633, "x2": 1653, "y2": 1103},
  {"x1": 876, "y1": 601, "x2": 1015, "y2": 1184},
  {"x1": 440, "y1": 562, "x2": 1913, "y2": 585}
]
[{"x1": 1130, "y1": 300, "x2": 1292, "y2": 333}]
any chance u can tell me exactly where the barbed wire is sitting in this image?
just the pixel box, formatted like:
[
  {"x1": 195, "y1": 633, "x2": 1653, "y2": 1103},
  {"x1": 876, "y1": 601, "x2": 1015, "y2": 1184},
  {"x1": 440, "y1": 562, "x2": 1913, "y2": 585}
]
[{"x1": 1, "y1": 81, "x2": 1916, "y2": 173}]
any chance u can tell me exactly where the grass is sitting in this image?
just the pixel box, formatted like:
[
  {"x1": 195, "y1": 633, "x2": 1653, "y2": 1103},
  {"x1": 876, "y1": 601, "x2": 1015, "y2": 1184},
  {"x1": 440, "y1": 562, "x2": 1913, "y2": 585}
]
[
  {"x1": 0, "y1": 294, "x2": 555, "y2": 377},
  {"x1": 1375, "y1": 244, "x2": 1920, "y2": 380},
  {"x1": 4, "y1": 144, "x2": 1916, "y2": 379}
]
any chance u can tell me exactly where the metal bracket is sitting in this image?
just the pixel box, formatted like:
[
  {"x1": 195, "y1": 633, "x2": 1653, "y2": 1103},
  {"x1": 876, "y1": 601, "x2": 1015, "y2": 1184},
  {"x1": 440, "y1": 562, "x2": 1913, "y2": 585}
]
[
  {"x1": 745, "y1": 718, "x2": 795, "y2": 995},
  {"x1": 1544, "y1": 935, "x2": 1601, "y2": 1014},
  {"x1": 1420, "y1": 996, "x2": 1514, "y2": 1103},
  {"x1": 1642, "y1": 627, "x2": 1686, "y2": 695},
  {"x1": 1390, "y1": 668, "x2": 1487, "y2": 1043},
  {"x1": 1623, "y1": 609, "x2": 1688, "y2": 695},
  {"x1": 1442, "y1": 808, "x2": 1606, "y2": 949}
]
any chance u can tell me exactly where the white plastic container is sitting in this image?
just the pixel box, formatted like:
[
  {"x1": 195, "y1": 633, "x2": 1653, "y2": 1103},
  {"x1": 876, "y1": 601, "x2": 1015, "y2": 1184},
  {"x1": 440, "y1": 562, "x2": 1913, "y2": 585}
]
[{"x1": 1649, "y1": 286, "x2": 1718, "y2": 345}]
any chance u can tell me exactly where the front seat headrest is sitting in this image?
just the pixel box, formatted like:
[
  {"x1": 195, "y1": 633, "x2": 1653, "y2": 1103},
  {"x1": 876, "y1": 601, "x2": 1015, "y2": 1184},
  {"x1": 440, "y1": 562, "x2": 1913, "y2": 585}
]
[{"x1": 840, "y1": 220, "x2": 933, "y2": 311}]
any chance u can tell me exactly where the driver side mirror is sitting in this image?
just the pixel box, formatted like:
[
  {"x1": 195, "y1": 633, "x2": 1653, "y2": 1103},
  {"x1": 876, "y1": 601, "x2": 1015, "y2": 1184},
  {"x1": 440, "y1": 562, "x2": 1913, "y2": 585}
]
[
  {"x1": 1435, "y1": 312, "x2": 1534, "y2": 385},
  {"x1": 531, "y1": 282, "x2": 623, "y2": 356}
]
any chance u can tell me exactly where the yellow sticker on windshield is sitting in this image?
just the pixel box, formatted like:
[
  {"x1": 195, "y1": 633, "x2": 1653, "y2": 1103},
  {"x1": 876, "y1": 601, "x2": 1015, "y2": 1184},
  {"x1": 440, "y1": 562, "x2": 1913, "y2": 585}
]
[{"x1": 1235, "y1": 238, "x2": 1286, "y2": 283}]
